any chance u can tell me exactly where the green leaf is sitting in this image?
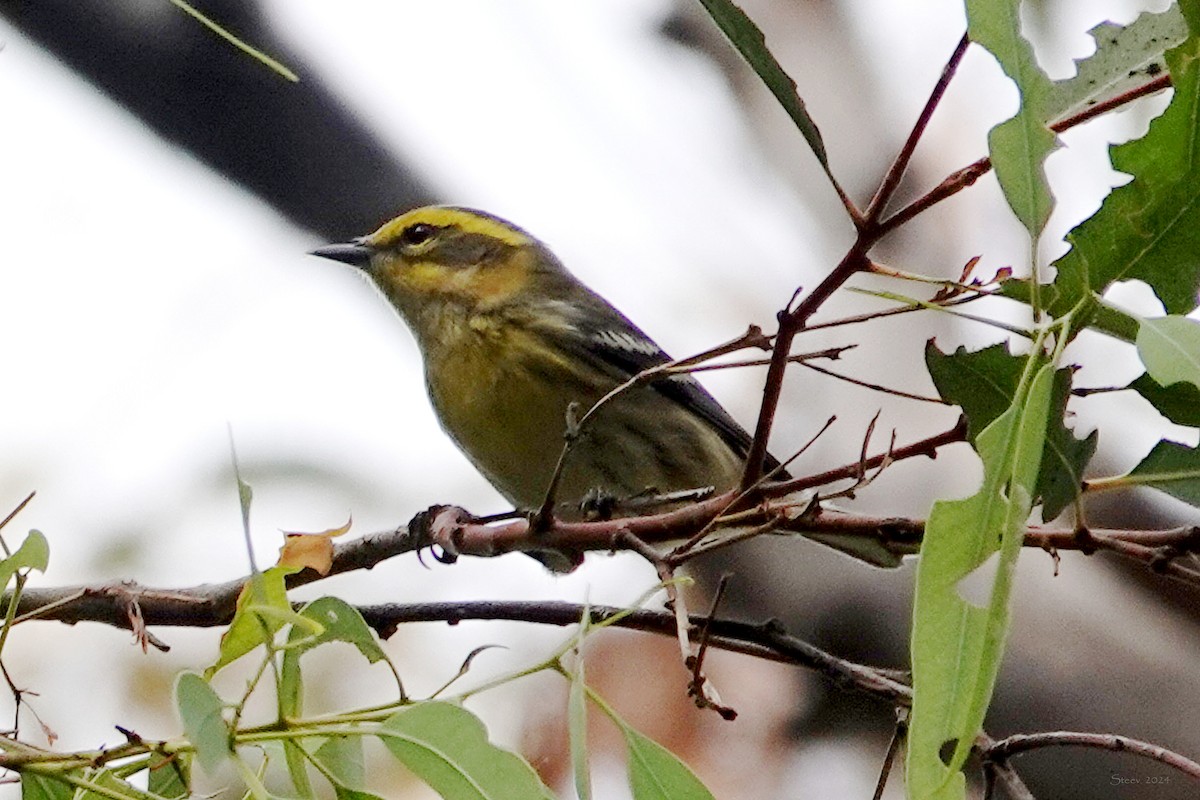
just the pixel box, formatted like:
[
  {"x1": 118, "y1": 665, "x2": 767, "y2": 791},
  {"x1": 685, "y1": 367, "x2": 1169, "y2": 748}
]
[
  {"x1": 694, "y1": 0, "x2": 833, "y2": 184},
  {"x1": 280, "y1": 597, "x2": 389, "y2": 721},
  {"x1": 11, "y1": 530, "x2": 48, "y2": 572},
  {"x1": 314, "y1": 735, "x2": 367, "y2": 791},
  {"x1": 333, "y1": 788, "x2": 387, "y2": 800},
  {"x1": 147, "y1": 753, "x2": 191, "y2": 800},
  {"x1": 0, "y1": 530, "x2": 50, "y2": 592},
  {"x1": 623, "y1": 727, "x2": 714, "y2": 800},
  {"x1": 926, "y1": 343, "x2": 1024, "y2": 440},
  {"x1": 1128, "y1": 372, "x2": 1200, "y2": 427},
  {"x1": 1137, "y1": 315, "x2": 1200, "y2": 390},
  {"x1": 1125, "y1": 440, "x2": 1200, "y2": 506},
  {"x1": 378, "y1": 702, "x2": 555, "y2": 800},
  {"x1": 569, "y1": 659, "x2": 591, "y2": 800},
  {"x1": 1045, "y1": 6, "x2": 1185, "y2": 125},
  {"x1": 908, "y1": 361, "x2": 1055, "y2": 799},
  {"x1": 966, "y1": 0, "x2": 1056, "y2": 234},
  {"x1": 283, "y1": 739, "x2": 315, "y2": 799},
  {"x1": 291, "y1": 597, "x2": 387, "y2": 663},
  {"x1": 926, "y1": 343, "x2": 1096, "y2": 518},
  {"x1": 1048, "y1": 4, "x2": 1200, "y2": 324},
  {"x1": 207, "y1": 567, "x2": 294, "y2": 676},
  {"x1": 21, "y1": 772, "x2": 75, "y2": 800},
  {"x1": 74, "y1": 768, "x2": 162, "y2": 800},
  {"x1": 174, "y1": 672, "x2": 231, "y2": 773},
  {"x1": 1038, "y1": 370, "x2": 1099, "y2": 521}
]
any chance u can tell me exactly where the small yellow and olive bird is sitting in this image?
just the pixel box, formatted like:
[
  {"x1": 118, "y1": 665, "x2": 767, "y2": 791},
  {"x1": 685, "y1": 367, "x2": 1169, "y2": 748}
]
[{"x1": 312, "y1": 206, "x2": 896, "y2": 569}]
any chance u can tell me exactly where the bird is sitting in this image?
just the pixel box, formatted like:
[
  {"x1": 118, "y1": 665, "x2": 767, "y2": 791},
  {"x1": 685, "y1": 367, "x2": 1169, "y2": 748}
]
[{"x1": 312, "y1": 206, "x2": 897, "y2": 569}]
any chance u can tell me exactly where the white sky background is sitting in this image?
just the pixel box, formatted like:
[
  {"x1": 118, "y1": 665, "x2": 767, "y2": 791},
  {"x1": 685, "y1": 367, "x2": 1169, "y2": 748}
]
[{"x1": 0, "y1": 0, "x2": 1191, "y2": 796}]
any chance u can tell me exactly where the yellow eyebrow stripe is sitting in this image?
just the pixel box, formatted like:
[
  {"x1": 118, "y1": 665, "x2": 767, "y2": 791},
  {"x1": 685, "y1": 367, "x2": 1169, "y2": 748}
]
[{"x1": 368, "y1": 206, "x2": 533, "y2": 249}]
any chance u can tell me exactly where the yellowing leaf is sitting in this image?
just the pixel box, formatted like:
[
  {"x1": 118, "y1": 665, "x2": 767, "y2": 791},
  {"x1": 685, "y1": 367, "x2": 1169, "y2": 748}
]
[{"x1": 277, "y1": 516, "x2": 352, "y2": 575}]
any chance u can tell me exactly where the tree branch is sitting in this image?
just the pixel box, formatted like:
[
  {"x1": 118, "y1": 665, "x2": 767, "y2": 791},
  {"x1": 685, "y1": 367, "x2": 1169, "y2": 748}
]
[{"x1": 984, "y1": 731, "x2": 1200, "y2": 784}]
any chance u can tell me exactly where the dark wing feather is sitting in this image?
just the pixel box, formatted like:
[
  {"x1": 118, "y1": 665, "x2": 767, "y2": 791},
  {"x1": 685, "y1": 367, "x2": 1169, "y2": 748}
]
[{"x1": 554, "y1": 298, "x2": 787, "y2": 477}]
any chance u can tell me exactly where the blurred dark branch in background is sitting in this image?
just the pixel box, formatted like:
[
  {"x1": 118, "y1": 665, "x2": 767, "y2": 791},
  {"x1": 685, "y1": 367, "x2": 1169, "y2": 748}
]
[{"x1": 0, "y1": 0, "x2": 436, "y2": 239}]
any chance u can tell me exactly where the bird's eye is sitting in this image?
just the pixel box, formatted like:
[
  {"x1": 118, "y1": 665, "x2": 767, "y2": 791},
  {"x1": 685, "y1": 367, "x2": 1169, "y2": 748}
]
[{"x1": 399, "y1": 223, "x2": 437, "y2": 247}]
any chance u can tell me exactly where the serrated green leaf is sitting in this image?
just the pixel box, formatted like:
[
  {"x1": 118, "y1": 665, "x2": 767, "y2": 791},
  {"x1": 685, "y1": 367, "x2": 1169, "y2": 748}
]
[
  {"x1": 966, "y1": 0, "x2": 1056, "y2": 234},
  {"x1": 1048, "y1": 4, "x2": 1200, "y2": 325},
  {"x1": 1046, "y1": 6, "x2": 1185, "y2": 125},
  {"x1": 1128, "y1": 372, "x2": 1200, "y2": 427},
  {"x1": 207, "y1": 567, "x2": 293, "y2": 677},
  {"x1": 926, "y1": 343, "x2": 1096, "y2": 518},
  {"x1": 1039, "y1": 370, "x2": 1099, "y2": 521},
  {"x1": 378, "y1": 702, "x2": 555, "y2": 800},
  {"x1": 1137, "y1": 315, "x2": 1200, "y2": 390},
  {"x1": 1125, "y1": 440, "x2": 1200, "y2": 506},
  {"x1": 147, "y1": 752, "x2": 190, "y2": 800},
  {"x1": 908, "y1": 362, "x2": 1055, "y2": 799},
  {"x1": 694, "y1": 0, "x2": 833, "y2": 183},
  {"x1": 174, "y1": 672, "x2": 231, "y2": 773},
  {"x1": 623, "y1": 727, "x2": 714, "y2": 800},
  {"x1": 926, "y1": 343, "x2": 1025, "y2": 440}
]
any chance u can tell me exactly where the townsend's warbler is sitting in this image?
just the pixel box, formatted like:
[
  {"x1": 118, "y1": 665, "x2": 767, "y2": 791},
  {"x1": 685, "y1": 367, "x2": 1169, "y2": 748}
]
[{"x1": 312, "y1": 207, "x2": 894, "y2": 569}]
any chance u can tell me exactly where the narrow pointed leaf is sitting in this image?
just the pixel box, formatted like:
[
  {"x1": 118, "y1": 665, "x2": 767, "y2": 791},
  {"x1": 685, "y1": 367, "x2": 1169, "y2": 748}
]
[
  {"x1": 378, "y1": 702, "x2": 555, "y2": 800},
  {"x1": 908, "y1": 363, "x2": 1055, "y2": 799},
  {"x1": 624, "y1": 727, "x2": 715, "y2": 800},
  {"x1": 695, "y1": 0, "x2": 833, "y2": 182},
  {"x1": 569, "y1": 661, "x2": 591, "y2": 800}
]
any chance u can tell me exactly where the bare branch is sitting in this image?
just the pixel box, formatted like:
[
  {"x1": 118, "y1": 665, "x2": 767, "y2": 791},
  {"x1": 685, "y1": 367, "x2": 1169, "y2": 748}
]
[{"x1": 985, "y1": 731, "x2": 1200, "y2": 784}]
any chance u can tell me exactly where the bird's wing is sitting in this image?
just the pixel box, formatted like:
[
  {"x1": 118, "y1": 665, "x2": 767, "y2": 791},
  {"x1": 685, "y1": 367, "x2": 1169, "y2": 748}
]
[{"x1": 547, "y1": 298, "x2": 786, "y2": 476}]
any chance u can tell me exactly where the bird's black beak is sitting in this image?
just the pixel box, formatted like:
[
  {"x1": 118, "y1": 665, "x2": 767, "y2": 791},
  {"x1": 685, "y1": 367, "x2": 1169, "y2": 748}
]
[{"x1": 309, "y1": 241, "x2": 374, "y2": 269}]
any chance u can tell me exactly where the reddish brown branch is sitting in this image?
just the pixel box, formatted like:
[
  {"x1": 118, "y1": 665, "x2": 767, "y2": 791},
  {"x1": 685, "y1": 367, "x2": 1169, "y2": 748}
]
[
  {"x1": 864, "y1": 32, "x2": 970, "y2": 223},
  {"x1": 741, "y1": 34, "x2": 976, "y2": 490},
  {"x1": 770, "y1": 417, "x2": 967, "y2": 495},
  {"x1": 879, "y1": 72, "x2": 1173, "y2": 234},
  {"x1": 9, "y1": 510, "x2": 1200, "y2": 633}
]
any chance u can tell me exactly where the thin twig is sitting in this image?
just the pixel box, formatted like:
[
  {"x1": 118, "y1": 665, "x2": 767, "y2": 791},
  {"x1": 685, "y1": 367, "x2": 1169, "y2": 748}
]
[
  {"x1": 687, "y1": 575, "x2": 738, "y2": 720},
  {"x1": 985, "y1": 730, "x2": 1200, "y2": 783},
  {"x1": 864, "y1": 32, "x2": 971, "y2": 223},
  {"x1": 672, "y1": 414, "x2": 837, "y2": 560},
  {"x1": 539, "y1": 327, "x2": 772, "y2": 517},
  {"x1": 873, "y1": 709, "x2": 908, "y2": 800},
  {"x1": 879, "y1": 72, "x2": 1173, "y2": 234},
  {"x1": 768, "y1": 417, "x2": 966, "y2": 496},
  {"x1": 799, "y1": 360, "x2": 949, "y2": 404}
]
